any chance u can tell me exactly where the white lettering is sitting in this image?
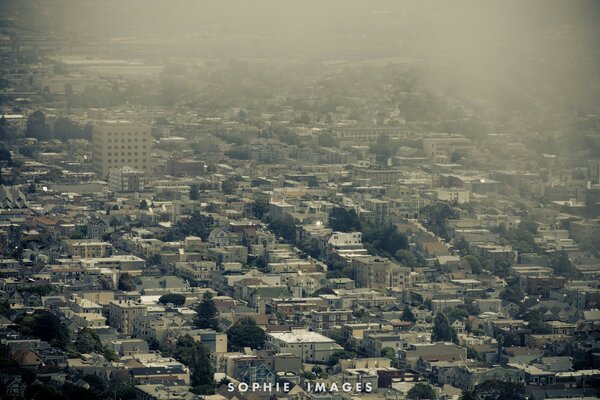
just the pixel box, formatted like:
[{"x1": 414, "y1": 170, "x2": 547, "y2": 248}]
[
  {"x1": 283, "y1": 382, "x2": 290, "y2": 392},
  {"x1": 315, "y1": 383, "x2": 326, "y2": 392},
  {"x1": 329, "y1": 383, "x2": 338, "y2": 392},
  {"x1": 342, "y1": 383, "x2": 352, "y2": 392},
  {"x1": 227, "y1": 383, "x2": 235, "y2": 392},
  {"x1": 239, "y1": 383, "x2": 248, "y2": 392},
  {"x1": 365, "y1": 382, "x2": 373, "y2": 392}
]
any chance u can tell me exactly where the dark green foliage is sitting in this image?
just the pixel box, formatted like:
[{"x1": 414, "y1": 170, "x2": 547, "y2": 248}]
[
  {"x1": 0, "y1": 300, "x2": 13, "y2": 317},
  {"x1": 194, "y1": 292, "x2": 220, "y2": 331},
  {"x1": 227, "y1": 317, "x2": 267, "y2": 351},
  {"x1": 407, "y1": 382, "x2": 437, "y2": 399},
  {"x1": 75, "y1": 328, "x2": 103, "y2": 353},
  {"x1": 395, "y1": 249, "x2": 418, "y2": 267},
  {"x1": 253, "y1": 196, "x2": 270, "y2": 220},
  {"x1": 363, "y1": 222, "x2": 408, "y2": 256},
  {"x1": 117, "y1": 273, "x2": 136, "y2": 292},
  {"x1": 172, "y1": 212, "x2": 215, "y2": 240},
  {"x1": 0, "y1": 147, "x2": 12, "y2": 165},
  {"x1": 313, "y1": 287, "x2": 336, "y2": 296},
  {"x1": 189, "y1": 184, "x2": 200, "y2": 200},
  {"x1": 500, "y1": 277, "x2": 525, "y2": 305},
  {"x1": 370, "y1": 134, "x2": 400, "y2": 164},
  {"x1": 172, "y1": 335, "x2": 215, "y2": 391},
  {"x1": 269, "y1": 214, "x2": 297, "y2": 241},
  {"x1": 15, "y1": 310, "x2": 69, "y2": 349},
  {"x1": 401, "y1": 306, "x2": 417, "y2": 322},
  {"x1": 158, "y1": 293, "x2": 186, "y2": 306},
  {"x1": 548, "y1": 251, "x2": 581, "y2": 279},
  {"x1": 522, "y1": 310, "x2": 550, "y2": 334},
  {"x1": 20, "y1": 284, "x2": 55, "y2": 296},
  {"x1": 328, "y1": 207, "x2": 362, "y2": 232},
  {"x1": 327, "y1": 350, "x2": 357, "y2": 366},
  {"x1": 317, "y1": 133, "x2": 336, "y2": 147},
  {"x1": 432, "y1": 312, "x2": 458, "y2": 343},
  {"x1": 463, "y1": 255, "x2": 482, "y2": 274},
  {"x1": 472, "y1": 380, "x2": 525, "y2": 400},
  {"x1": 139, "y1": 199, "x2": 148, "y2": 209}
]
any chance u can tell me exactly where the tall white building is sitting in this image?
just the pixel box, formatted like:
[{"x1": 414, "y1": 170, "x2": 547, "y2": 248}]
[
  {"x1": 92, "y1": 120, "x2": 152, "y2": 178},
  {"x1": 109, "y1": 166, "x2": 146, "y2": 192}
]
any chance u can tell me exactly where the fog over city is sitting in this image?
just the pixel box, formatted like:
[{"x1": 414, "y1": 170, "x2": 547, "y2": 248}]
[{"x1": 0, "y1": 1, "x2": 599, "y2": 400}]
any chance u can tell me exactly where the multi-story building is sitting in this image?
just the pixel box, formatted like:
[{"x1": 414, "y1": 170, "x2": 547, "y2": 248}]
[
  {"x1": 352, "y1": 256, "x2": 411, "y2": 292},
  {"x1": 65, "y1": 240, "x2": 112, "y2": 258},
  {"x1": 92, "y1": 120, "x2": 152, "y2": 178},
  {"x1": 266, "y1": 328, "x2": 343, "y2": 363},
  {"x1": 109, "y1": 166, "x2": 146, "y2": 192},
  {"x1": 108, "y1": 300, "x2": 148, "y2": 335}
]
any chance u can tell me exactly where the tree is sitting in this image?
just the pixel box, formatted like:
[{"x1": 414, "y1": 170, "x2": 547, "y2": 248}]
[
  {"x1": 253, "y1": 196, "x2": 270, "y2": 220},
  {"x1": 459, "y1": 389, "x2": 476, "y2": 400},
  {"x1": 328, "y1": 207, "x2": 362, "y2": 232},
  {"x1": 463, "y1": 255, "x2": 482, "y2": 274},
  {"x1": 15, "y1": 310, "x2": 69, "y2": 349},
  {"x1": 317, "y1": 133, "x2": 336, "y2": 147},
  {"x1": 401, "y1": 306, "x2": 417, "y2": 323},
  {"x1": 0, "y1": 300, "x2": 13, "y2": 317},
  {"x1": 269, "y1": 214, "x2": 296, "y2": 241},
  {"x1": 472, "y1": 380, "x2": 525, "y2": 400},
  {"x1": 173, "y1": 335, "x2": 215, "y2": 394},
  {"x1": 313, "y1": 287, "x2": 336, "y2": 296},
  {"x1": 227, "y1": 317, "x2": 266, "y2": 351},
  {"x1": 432, "y1": 312, "x2": 458, "y2": 343},
  {"x1": 189, "y1": 184, "x2": 200, "y2": 200},
  {"x1": 395, "y1": 249, "x2": 417, "y2": 267},
  {"x1": 407, "y1": 382, "x2": 437, "y2": 399},
  {"x1": 549, "y1": 251, "x2": 581, "y2": 279},
  {"x1": 118, "y1": 273, "x2": 136, "y2": 292},
  {"x1": 139, "y1": 199, "x2": 148, "y2": 210},
  {"x1": 0, "y1": 148, "x2": 12, "y2": 165},
  {"x1": 158, "y1": 293, "x2": 186, "y2": 306},
  {"x1": 380, "y1": 347, "x2": 398, "y2": 366},
  {"x1": 363, "y1": 222, "x2": 408, "y2": 256},
  {"x1": 75, "y1": 328, "x2": 103, "y2": 354},
  {"x1": 194, "y1": 292, "x2": 220, "y2": 331},
  {"x1": 327, "y1": 350, "x2": 357, "y2": 366},
  {"x1": 522, "y1": 310, "x2": 550, "y2": 334}
]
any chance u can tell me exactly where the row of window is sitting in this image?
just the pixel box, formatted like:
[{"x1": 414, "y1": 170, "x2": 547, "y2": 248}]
[
  {"x1": 107, "y1": 145, "x2": 148, "y2": 149},
  {"x1": 105, "y1": 138, "x2": 148, "y2": 143},
  {"x1": 107, "y1": 152, "x2": 147, "y2": 156}
]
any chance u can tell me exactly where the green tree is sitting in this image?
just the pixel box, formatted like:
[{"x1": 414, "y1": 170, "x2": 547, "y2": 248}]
[
  {"x1": 269, "y1": 214, "x2": 296, "y2": 241},
  {"x1": 549, "y1": 251, "x2": 581, "y2": 279},
  {"x1": 401, "y1": 305, "x2": 417, "y2": 323},
  {"x1": 472, "y1": 380, "x2": 525, "y2": 400},
  {"x1": 407, "y1": 382, "x2": 437, "y2": 399},
  {"x1": 194, "y1": 292, "x2": 220, "y2": 331},
  {"x1": 139, "y1": 199, "x2": 148, "y2": 210},
  {"x1": 327, "y1": 350, "x2": 357, "y2": 366},
  {"x1": 328, "y1": 207, "x2": 362, "y2": 232},
  {"x1": 227, "y1": 317, "x2": 266, "y2": 351},
  {"x1": 395, "y1": 249, "x2": 417, "y2": 267},
  {"x1": 189, "y1": 184, "x2": 200, "y2": 200},
  {"x1": 158, "y1": 293, "x2": 186, "y2": 306},
  {"x1": 0, "y1": 300, "x2": 13, "y2": 317},
  {"x1": 463, "y1": 255, "x2": 482, "y2": 274},
  {"x1": 75, "y1": 328, "x2": 103, "y2": 354},
  {"x1": 253, "y1": 196, "x2": 270, "y2": 220},
  {"x1": 522, "y1": 310, "x2": 550, "y2": 334},
  {"x1": 117, "y1": 273, "x2": 136, "y2": 292},
  {"x1": 15, "y1": 310, "x2": 69, "y2": 349},
  {"x1": 432, "y1": 312, "x2": 458, "y2": 343},
  {"x1": 173, "y1": 335, "x2": 215, "y2": 394}
]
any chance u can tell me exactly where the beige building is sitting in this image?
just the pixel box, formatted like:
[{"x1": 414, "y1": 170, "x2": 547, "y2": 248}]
[
  {"x1": 92, "y1": 120, "x2": 152, "y2": 178},
  {"x1": 352, "y1": 256, "x2": 411, "y2": 292},
  {"x1": 108, "y1": 300, "x2": 148, "y2": 335},
  {"x1": 65, "y1": 240, "x2": 112, "y2": 258}
]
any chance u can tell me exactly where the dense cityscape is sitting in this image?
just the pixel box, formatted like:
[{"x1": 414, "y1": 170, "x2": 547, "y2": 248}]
[{"x1": 0, "y1": 1, "x2": 599, "y2": 399}]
